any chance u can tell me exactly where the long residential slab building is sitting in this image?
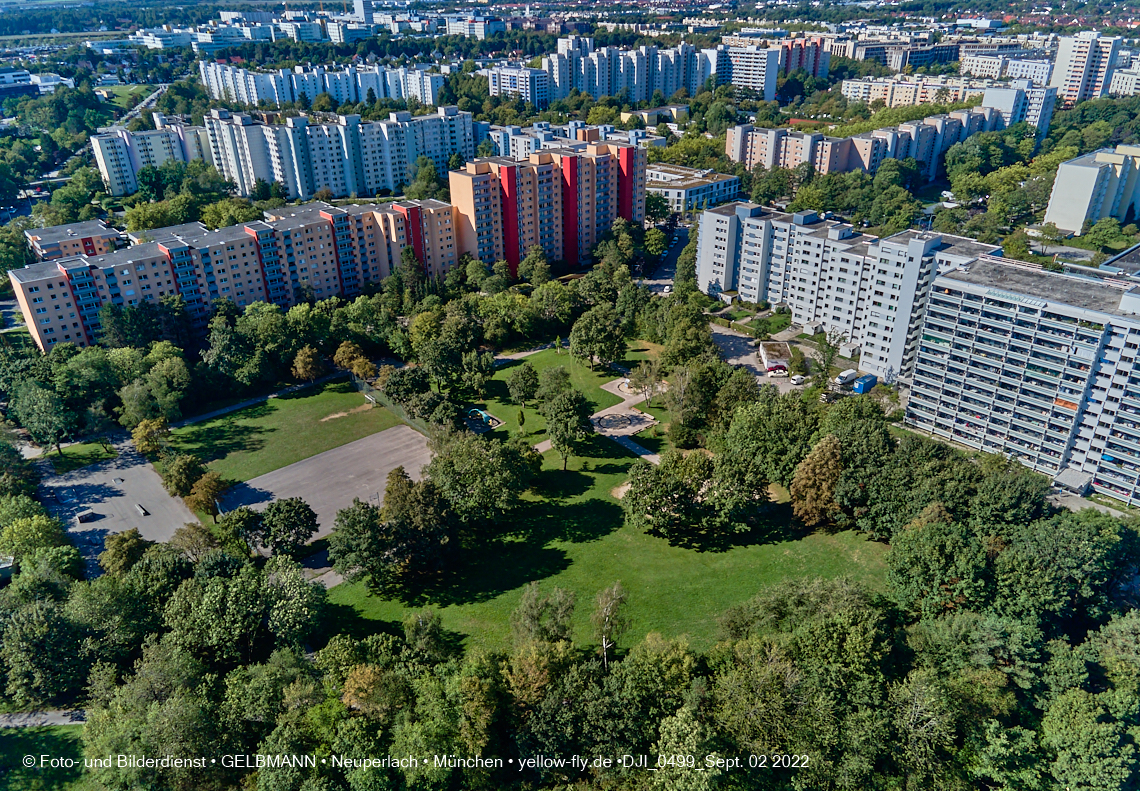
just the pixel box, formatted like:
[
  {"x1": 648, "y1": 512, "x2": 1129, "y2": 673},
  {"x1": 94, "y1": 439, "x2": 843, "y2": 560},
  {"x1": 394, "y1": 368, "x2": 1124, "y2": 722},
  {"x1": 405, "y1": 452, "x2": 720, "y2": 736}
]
[
  {"x1": 909, "y1": 255, "x2": 1140, "y2": 507},
  {"x1": 696, "y1": 200, "x2": 1140, "y2": 506},
  {"x1": 12, "y1": 142, "x2": 646, "y2": 352},
  {"x1": 726, "y1": 85, "x2": 1056, "y2": 182},
  {"x1": 198, "y1": 60, "x2": 446, "y2": 107},
  {"x1": 91, "y1": 107, "x2": 475, "y2": 199},
  {"x1": 695, "y1": 202, "x2": 997, "y2": 382}
]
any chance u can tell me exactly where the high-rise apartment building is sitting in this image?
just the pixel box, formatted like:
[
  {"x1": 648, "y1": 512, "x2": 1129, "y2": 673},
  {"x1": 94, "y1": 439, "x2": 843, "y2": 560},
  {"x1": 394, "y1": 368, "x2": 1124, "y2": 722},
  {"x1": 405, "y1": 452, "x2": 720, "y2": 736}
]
[
  {"x1": 200, "y1": 107, "x2": 472, "y2": 201},
  {"x1": 486, "y1": 67, "x2": 551, "y2": 109},
  {"x1": 1049, "y1": 31, "x2": 1122, "y2": 106},
  {"x1": 9, "y1": 200, "x2": 457, "y2": 351},
  {"x1": 449, "y1": 142, "x2": 646, "y2": 271},
  {"x1": 199, "y1": 61, "x2": 446, "y2": 108},
  {"x1": 907, "y1": 255, "x2": 1140, "y2": 506},
  {"x1": 1042, "y1": 145, "x2": 1140, "y2": 235},
  {"x1": 91, "y1": 116, "x2": 213, "y2": 196},
  {"x1": 725, "y1": 46, "x2": 781, "y2": 101},
  {"x1": 695, "y1": 202, "x2": 996, "y2": 380},
  {"x1": 980, "y1": 81, "x2": 1059, "y2": 138},
  {"x1": 542, "y1": 38, "x2": 731, "y2": 104},
  {"x1": 726, "y1": 105, "x2": 1003, "y2": 181}
]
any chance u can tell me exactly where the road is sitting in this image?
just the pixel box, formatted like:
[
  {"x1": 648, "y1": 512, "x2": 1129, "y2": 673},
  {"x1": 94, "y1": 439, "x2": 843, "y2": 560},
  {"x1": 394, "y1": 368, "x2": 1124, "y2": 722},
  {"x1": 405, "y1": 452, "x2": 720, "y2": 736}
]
[
  {"x1": 642, "y1": 225, "x2": 687, "y2": 293},
  {"x1": 0, "y1": 298, "x2": 21, "y2": 331}
]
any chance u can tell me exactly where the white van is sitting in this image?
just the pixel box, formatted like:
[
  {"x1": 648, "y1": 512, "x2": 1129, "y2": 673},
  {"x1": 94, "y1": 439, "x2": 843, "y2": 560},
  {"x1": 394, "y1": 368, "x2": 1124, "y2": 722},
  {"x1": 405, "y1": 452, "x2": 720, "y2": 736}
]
[{"x1": 834, "y1": 369, "x2": 859, "y2": 386}]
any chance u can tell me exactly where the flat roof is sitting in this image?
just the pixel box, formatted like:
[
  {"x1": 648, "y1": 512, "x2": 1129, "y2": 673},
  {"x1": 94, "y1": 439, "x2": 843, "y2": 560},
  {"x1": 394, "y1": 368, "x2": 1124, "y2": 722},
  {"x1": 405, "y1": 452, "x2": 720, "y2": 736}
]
[
  {"x1": 8, "y1": 260, "x2": 61, "y2": 284},
  {"x1": 881, "y1": 228, "x2": 1000, "y2": 259},
  {"x1": 940, "y1": 258, "x2": 1134, "y2": 316},
  {"x1": 26, "y1": 220, "x2": 119, "y2": 245}
]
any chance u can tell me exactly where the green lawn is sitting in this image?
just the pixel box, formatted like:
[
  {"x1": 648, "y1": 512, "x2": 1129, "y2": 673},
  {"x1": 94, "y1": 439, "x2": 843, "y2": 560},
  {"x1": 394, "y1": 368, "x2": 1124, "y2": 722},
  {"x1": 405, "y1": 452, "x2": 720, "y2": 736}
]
[
  {"x1": 327, "y1": 435, "x2": 889, "y2": 652},
  {"x1": 0, "y1": 725, "x2": 85, "y2": 791},
  {"x1": 721, "y1": 308, "x2": 754, "y2": 322},
  {"x1": 170, "y1": 382, "x2": 402, "y2": 482},
  {"x1": 621, "y1": 339, "x2": 664, "y2": 367},
  {"x1": 50, "y1": 442, "x2": 117, "y2": 475},
  {"x1": 473, "y1": 348, "x2": 624, "y2": 441},
  {"x1": 104, "y1": 84, "x2": 155, "y2": 110}
]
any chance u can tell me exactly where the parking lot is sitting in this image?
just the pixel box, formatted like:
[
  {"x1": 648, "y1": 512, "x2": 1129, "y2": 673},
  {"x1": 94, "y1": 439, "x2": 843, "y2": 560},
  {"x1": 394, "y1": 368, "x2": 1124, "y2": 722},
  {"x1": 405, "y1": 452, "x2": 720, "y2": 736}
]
[
  {"x1": 40, "y1": 440, "x2": 197, "y2": 565},
  {"x1": 220, "y1": 424, "x2": 432, "y2": 538}
]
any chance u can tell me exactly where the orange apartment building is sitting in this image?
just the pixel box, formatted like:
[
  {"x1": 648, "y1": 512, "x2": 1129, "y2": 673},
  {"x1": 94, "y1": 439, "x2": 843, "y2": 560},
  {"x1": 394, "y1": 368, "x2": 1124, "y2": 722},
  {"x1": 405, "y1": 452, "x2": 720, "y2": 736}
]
[
  {"x1": 12, "y1": 143, "x2": 645, "y2": 351},
  {"x1": 24, "y1": 219, "x2": 125, "y2": 261},
  {"x1": 450, "y1": 141, "x2": 646, "y2": 272},
  {"x1": 10, "y1": 200, "x2": 456, "y2": 351}
]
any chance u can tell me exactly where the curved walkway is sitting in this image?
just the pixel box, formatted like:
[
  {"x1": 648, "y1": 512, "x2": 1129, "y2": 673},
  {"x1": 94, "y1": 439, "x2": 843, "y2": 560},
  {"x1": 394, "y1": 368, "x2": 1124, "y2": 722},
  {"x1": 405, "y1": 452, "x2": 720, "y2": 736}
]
[{"x1": 533, "y1": 374, "x2": 661, "y2": 464}]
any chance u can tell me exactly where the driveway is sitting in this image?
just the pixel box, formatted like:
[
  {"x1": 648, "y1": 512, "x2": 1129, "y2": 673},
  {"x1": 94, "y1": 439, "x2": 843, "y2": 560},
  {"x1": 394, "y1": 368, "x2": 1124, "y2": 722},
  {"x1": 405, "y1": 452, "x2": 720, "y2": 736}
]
[
  {"x1": 40, "y1": 439, "x2": 197, "y2": 566},
  {"x1": 220, "y1": 425, "x2": 431, "y2": 539},
  {"x1": 642, "y1": 226, "x2": 686, "y2": 293},
  {"x1": 0, "y1": 298, "x2": 21, "y2": 330},
  {"x1": 710, "y1": 323, "x2": 805, "y2": 394}
]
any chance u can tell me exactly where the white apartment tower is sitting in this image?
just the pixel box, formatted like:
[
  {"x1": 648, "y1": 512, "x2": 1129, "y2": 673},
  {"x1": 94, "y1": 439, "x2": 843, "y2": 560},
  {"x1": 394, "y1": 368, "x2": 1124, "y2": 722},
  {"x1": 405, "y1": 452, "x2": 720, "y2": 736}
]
[
  {"x1": 695, "y1": 202, "x2": 997, "y2": 381},
  {"x1": 1049, "y1": 31, "x2": 1122, "y2": 106}
]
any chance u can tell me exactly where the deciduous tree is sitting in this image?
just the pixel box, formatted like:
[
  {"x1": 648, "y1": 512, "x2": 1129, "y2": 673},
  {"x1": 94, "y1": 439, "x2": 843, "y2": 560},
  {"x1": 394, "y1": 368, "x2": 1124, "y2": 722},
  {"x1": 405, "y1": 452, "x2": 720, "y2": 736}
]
[
  {"x1": 260, "y1": 497, "x2": 320, "y2": 558},
  {"x1": 592, "y1": 582, "x2": 630, "y2": 670},
  {"x1": 790, "y1": 435, "x2": 842, "y2": 527},
  {"x1": 185, "y1": 471, "x2": 228, "y2": 523},
  {"x1": 542, "y1": 389, "x2": 594, "y2": 470}
]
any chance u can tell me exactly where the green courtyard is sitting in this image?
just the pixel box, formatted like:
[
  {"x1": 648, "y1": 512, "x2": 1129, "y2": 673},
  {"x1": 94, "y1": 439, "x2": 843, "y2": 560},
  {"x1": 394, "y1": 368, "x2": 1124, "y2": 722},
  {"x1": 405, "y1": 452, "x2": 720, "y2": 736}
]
[
  {"x1": 472, "y1": 347, "x2": 624, "y2": 439},
  {"x1": 170, "y1": 382, "x2": 402, "y2": 482},
  {"x1": 0, "y1": 725, "x2": 85, "y2": 791},
  {"x1": 327, "y1": 434, "x2": 888, "y2": 652}
]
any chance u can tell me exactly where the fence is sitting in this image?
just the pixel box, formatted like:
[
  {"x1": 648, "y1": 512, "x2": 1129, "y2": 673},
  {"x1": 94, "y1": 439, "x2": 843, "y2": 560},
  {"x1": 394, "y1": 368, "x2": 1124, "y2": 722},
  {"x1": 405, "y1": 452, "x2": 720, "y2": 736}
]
[{"x1": 347, "y1": 373, "x2": 434, "y2": 437}]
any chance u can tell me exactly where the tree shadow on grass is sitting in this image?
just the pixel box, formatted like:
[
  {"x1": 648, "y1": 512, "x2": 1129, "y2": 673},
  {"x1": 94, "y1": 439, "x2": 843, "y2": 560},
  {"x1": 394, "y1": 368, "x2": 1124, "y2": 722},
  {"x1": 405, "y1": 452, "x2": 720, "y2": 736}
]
[
  {"x1": 655, "y1": 499, "x2": 812, "y2": 553},
  {"x1": 517, "y1": 497, "x2": 625, "y2": 545},
  {"x1": 395, "y1": 539, "x2": 572, "y2": 607},
  {"x1": 173, "y1": 403, "x2": 274, "y2": 463}
]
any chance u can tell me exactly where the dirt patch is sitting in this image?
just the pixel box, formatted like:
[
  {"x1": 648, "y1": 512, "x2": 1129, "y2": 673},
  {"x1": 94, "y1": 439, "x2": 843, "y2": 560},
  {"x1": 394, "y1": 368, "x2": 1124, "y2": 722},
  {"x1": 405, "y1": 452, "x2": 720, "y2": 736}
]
[
  {"x1": 320, "y1": 403, "x2": 373, "y2": 422},
  {"x1": 611, "y1": 481, "x2": 631, "y2": 500}
]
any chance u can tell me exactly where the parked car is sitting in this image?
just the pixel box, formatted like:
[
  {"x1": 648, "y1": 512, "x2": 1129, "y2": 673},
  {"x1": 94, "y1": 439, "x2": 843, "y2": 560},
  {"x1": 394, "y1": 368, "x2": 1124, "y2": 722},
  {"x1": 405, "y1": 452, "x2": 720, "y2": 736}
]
[{"x1": 790, "y1": 374, "x2": 806, "y2": 386}]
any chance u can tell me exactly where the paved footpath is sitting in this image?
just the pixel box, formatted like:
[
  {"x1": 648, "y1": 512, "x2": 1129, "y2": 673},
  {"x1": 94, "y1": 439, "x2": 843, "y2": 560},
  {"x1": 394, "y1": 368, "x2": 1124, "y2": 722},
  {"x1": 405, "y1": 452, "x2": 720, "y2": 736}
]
[
  {"x1": 0, "y1": 710, "x2": 86, "y2": 728},
  {"x1": 533, "y1": 374, "x2": 661, "y2": 464}
]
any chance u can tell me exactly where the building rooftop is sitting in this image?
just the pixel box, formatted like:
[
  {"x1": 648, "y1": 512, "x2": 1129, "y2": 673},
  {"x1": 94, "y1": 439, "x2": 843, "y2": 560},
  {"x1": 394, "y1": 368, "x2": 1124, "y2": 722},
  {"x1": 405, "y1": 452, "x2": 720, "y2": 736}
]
[
  {"x1": 25, "y1": 220, "x2": 121, "y2": 245},
  {"x1": 8, "y1": 260, "x2": 62, "y2": 284},
  {"x1": 879, "y1": 228, "x2": 1000, "y2": 259},
  {"x1": 940, "y1": 257, "x2": 1140, "y2": 317}
]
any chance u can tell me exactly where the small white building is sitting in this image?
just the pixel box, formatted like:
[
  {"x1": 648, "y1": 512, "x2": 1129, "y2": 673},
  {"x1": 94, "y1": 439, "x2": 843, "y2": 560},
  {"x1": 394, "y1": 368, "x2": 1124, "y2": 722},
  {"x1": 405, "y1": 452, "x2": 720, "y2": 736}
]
[{"x1": 646, "y1": 163, "x2": 740, "y2": 213}]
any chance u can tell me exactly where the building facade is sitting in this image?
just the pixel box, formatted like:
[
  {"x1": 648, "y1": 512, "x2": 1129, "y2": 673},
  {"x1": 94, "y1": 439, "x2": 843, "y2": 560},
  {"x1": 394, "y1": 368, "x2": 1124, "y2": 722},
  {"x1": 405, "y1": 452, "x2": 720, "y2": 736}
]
[
  {"x1": 24, "y1": 220, "x2": 125, "y2": 261},
  {"x1": 486, "y1": 67, "x2": 551, "y2": 109},
  {"x1": 694, "y1": 202, "x2": 997, "y2": 380},
  {"x1": 726, "y1": 105, "x2": 1005, "y2": 181},
  {"x1": 449, "y1": 142, "x2": 646, "y2": 271},
  {"x1": 199, "y1": 106, "x2": 472, "y2": 201},
  {"x1": 646, "y1": 163, "x2": 740, "y2": 213},
  {"x1": 198, "y1": 61, "x2": 445, "y2": 108},
  {"x1": 907, "y1": 255, "x2": 1140, "y2": 506},
  {"x1": 1043, "y1": 145, "x2": 1140, "y2": 235},
  {"x1": 1049, "y1": 31, "x2": 1121, "y2": 106},
  {"x1": 9, "y1": 201, "x2": 457, "y2": 351},
  {"x1": 91, "y1": 117, "x2": 214, "y2": 196}
]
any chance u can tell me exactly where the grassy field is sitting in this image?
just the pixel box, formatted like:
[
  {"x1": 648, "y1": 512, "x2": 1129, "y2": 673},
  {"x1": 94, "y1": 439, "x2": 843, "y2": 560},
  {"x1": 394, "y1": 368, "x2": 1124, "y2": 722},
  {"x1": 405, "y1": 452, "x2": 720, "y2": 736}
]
[
  {"x1": 50, "y1": 442, "x2": 117, "y2": 475},
  {"x1": 170, "y1": 382, "x2": 402, "y2": 482},
  {"x1": 473, "y1": 348, "x2": 623, "y2": 440},
  {"x1": 103, "y1": 84, "x2": 156, "y2": 110},
  {"x1": 0, "y1": 725, "x2": 85, "y2": 791},
  {"x1": 327, "y1": 435, "x2": 889, "y2": 652}
]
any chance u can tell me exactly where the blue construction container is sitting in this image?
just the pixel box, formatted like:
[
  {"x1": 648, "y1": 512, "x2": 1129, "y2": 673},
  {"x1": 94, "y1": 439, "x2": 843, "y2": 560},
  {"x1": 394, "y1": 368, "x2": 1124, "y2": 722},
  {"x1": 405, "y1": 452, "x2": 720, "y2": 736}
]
[{"x1": 852, "y1": 374, "x2": 878, "y2": 394}]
